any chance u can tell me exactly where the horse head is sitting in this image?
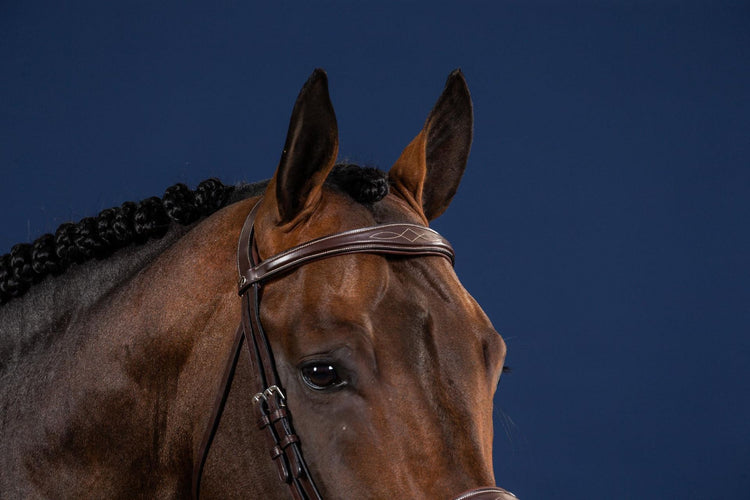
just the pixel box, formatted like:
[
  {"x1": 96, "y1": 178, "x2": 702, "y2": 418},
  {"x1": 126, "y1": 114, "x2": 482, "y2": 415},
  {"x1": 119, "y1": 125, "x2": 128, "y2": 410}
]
[{"x1": 214, "y1": 69, "x2": 510, "y2": 499}]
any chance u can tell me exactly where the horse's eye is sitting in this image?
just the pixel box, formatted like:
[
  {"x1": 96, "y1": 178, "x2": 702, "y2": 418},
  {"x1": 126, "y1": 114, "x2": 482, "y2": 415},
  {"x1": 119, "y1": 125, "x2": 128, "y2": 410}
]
[{"x1": 300, "y1": 363, "x2": 344, "y2": 390}]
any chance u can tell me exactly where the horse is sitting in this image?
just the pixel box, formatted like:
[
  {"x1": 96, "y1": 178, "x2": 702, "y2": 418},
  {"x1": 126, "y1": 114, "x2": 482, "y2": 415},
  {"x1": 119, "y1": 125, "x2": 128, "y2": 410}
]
[{"x1": 0, "y1": 69, "x2": 515, "y2": 499}]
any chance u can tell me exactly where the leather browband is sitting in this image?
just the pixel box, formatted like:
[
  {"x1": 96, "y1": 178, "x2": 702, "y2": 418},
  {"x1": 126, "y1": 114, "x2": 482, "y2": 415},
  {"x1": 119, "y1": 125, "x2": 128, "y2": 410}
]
[{"x1": 236, "y1": 200, "x2": 455, "y2": 294}]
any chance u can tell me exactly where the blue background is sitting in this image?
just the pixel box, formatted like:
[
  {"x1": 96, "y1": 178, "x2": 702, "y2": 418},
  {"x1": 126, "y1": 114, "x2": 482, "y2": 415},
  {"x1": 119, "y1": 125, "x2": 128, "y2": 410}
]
[{"x1": 1, "y1": 2, "x2": 748, "y2": 498}]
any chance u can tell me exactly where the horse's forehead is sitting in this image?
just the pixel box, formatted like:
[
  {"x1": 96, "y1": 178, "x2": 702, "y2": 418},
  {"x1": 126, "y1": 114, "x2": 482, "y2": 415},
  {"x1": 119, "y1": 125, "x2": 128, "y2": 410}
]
[
  {"x1": 272, "y1": 253, "x2": 465, "y2": 349},
  {"x1": 272, "y1": 252, "x2": 393, "y2": 327},
  {"x1": 258, "y1": 189, "x2": 473, "y2": 344}
]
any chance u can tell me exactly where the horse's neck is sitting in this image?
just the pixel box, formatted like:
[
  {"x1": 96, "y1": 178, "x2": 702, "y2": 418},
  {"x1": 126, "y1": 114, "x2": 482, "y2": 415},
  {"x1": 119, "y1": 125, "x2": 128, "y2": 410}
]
[
  {"x1": 0, "y1": 182, "x2": 266, "y2": 367},
  {"x1": 196, "y1": 333, "x2": 291, "y2": 499},
  {"x1": 0, "y1": 197, "x2": 283, "y2": 497},
  {"x1": 0, "y1": 224, "x2": 191, "y2": 367},
  {"x1": 0, "y1": 224, "x2": 192, "y2": 494}
]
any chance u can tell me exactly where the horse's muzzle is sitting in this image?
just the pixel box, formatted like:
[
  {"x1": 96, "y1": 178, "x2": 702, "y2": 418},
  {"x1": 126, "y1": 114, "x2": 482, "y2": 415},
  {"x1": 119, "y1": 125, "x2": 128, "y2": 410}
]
[{"x1": 452, "y1": 486, "x2": 518, "y2": 500}]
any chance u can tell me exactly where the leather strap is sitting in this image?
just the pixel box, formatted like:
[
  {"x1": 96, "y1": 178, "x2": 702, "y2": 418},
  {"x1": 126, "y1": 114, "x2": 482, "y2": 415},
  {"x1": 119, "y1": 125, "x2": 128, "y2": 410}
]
[
  {"x1": 192, "y1": 323, "x2": 245, "y2": 498},
  {"x1": 236, "y1": 201, "x2": 454, "y2": 294},
  {"x1": 243, "y1": 288, "x2": 321, "y2": 499}
]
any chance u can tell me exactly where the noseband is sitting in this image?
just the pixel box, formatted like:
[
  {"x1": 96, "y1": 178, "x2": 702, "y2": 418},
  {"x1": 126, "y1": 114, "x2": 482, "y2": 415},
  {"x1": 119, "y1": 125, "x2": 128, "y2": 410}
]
[{"x1": 193, "y1": 200, "x2": 516, "y2": 500}]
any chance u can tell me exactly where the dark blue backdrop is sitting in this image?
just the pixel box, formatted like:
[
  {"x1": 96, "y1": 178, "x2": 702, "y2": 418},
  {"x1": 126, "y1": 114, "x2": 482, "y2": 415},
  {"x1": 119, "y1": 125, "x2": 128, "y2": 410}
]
[{"x1": 2, "y1": 2, "x2": 748, "y2": 498}]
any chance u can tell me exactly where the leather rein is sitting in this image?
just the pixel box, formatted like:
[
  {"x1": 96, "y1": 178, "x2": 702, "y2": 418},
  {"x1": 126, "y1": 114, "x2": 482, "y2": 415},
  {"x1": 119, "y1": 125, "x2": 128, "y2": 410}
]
[{"x1": 192, "y1": 199, "x2": 514, "y2": 499}]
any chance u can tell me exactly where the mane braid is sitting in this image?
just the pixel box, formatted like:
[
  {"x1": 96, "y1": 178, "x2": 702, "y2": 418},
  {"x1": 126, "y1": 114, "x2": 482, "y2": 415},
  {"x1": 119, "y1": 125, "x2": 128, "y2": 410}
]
[
  {"x1": 0, "y1": 178, "x2": 234, "y2": 305},
  {"x1": 0, "y1": 165, "x2": 387, "y2": 306}
]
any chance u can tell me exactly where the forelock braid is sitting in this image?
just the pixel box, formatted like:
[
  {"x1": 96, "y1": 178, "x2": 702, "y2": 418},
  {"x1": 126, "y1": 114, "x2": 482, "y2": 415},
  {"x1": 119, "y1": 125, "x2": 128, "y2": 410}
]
[
  {"x1": 0, "y1": 178, "x2": 234, "y2": 305},
  {"x1": 327, "y1": 164, "x2": 389, "y2": 204}
]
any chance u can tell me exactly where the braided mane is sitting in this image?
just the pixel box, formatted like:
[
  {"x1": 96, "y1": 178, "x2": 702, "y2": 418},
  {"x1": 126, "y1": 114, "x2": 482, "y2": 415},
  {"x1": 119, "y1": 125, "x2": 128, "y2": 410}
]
[
  {"x1": 0, "y1": 165, "x2": 388, "y2": 305},
  {"x1": 0, "y1": 179, "x2": 235, "y2": 305}
]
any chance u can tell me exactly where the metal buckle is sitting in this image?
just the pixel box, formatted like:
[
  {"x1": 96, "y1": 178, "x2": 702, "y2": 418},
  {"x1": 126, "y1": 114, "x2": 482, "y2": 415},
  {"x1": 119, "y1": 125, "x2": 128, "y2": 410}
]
[
  {"x1": 252, "y1": 391, "x2": 266, "y2": 405},
  {"x1": 253, "y1": 385, "x2": 285, "y2": 405},
  {"x1": 264, "y1": 385, "x2": 285, "y2": 401}
]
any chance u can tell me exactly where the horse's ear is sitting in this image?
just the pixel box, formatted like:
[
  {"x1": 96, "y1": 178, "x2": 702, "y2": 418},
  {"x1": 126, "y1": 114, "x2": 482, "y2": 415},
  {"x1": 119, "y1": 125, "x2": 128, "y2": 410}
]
[
  {"x1": 272, "y1": 68, "x2": 338, "y2": 224},
  {"x1": 389, "y1": 69, "x2": 473, "y2": 222}
]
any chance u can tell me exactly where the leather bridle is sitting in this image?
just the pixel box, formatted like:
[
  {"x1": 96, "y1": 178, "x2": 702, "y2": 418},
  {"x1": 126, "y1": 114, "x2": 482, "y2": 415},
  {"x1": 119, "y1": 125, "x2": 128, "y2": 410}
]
[{"x1": 192, "y1": 199, "x2": 516, "y2": 500}]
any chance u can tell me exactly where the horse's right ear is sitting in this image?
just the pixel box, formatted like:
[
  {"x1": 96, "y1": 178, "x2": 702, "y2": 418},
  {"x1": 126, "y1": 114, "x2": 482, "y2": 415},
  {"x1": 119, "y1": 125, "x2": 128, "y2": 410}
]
[{"x1": 270, "y1": 69, "x2": 338, "y2": 225}]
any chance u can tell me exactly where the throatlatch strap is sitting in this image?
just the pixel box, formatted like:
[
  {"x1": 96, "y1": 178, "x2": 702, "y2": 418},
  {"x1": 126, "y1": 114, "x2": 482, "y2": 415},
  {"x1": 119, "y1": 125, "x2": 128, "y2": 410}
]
[{"x1": 192, "y1": 323, "x2": 245, "y2": 499}]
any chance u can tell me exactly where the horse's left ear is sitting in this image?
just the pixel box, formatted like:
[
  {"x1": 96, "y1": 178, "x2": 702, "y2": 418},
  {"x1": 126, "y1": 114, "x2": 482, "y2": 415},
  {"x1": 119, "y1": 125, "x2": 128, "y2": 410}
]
[{"x1": 389, "y1": 70, "x2": 473, "y2": 222}]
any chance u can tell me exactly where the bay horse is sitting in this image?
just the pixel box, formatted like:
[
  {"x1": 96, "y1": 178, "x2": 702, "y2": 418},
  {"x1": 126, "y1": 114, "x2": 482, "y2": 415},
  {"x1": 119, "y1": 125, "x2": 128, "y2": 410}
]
[{"x1": 0, "y1": 69, "x2": 515, "y2": 499}]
